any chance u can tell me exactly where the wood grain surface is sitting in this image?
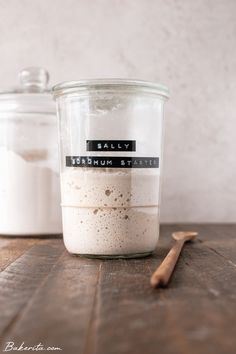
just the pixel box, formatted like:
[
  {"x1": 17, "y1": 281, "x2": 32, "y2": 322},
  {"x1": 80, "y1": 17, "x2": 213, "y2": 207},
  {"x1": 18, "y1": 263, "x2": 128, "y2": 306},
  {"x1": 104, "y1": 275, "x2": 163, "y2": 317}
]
[{"x1": 0, "y1": 225, "x2": 236, "y2": 354}]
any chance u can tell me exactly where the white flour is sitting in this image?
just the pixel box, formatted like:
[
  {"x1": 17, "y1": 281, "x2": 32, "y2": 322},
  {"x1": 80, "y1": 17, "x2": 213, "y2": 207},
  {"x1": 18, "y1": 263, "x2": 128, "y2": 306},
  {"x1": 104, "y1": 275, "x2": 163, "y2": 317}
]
[
  {"x1": 0, "y1": 147, "x2": 62, "y2": 235},
  {"x1": 61, "y1": 168, "x2": 160, "y2": 256}
]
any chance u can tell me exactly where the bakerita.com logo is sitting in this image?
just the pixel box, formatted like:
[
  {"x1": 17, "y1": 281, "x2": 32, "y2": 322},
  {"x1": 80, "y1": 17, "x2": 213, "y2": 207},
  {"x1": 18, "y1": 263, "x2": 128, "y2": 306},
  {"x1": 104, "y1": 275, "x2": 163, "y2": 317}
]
[{"x1": 3, "y1": 341, "x2": 62, "y2": 351}]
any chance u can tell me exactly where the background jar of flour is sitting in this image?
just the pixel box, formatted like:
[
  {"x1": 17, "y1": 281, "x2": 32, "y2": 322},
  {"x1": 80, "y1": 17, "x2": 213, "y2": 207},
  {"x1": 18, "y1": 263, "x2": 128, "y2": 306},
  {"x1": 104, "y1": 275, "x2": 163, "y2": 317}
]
[
  {"x1": 53, "y1": 79, "x2": 169, "y2": 257},
  {"x1": 0, "y1": 67, "x2": 62, "y2": 235}
]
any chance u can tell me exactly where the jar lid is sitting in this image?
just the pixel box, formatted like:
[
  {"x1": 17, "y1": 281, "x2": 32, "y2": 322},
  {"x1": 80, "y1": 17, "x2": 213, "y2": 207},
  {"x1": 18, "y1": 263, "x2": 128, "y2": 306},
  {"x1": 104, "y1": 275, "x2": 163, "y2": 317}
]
[
  {"x1": 0, "y1": 67, "x2": 55, "y2": 114},
  {"x1": 52, "y1": 79, "x2": 169, "y2": 99}
]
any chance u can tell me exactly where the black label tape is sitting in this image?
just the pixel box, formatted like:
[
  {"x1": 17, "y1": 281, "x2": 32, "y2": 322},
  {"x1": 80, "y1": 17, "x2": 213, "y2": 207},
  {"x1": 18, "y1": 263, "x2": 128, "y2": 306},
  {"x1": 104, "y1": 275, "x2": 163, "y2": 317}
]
[
  {"x1": 66, "y1": 156, "x2": 159, "y2": 168},
  {"x1": 86, "y1": 140, "x2": 136, "y2": 152}
]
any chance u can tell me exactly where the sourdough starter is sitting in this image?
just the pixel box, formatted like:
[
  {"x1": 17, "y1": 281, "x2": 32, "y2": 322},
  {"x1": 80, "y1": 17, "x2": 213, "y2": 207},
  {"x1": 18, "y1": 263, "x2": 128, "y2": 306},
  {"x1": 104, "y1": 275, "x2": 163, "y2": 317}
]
[{"x1": 61, "y1": 168, "x2": 160, "y2": 256}]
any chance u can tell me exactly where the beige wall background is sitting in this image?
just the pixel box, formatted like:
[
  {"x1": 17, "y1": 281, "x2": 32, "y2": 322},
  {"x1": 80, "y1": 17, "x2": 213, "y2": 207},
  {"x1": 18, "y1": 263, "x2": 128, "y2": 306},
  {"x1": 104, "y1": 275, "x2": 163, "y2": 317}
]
[{"x1": 1, "y1": 0, "x2": 235, "y2": 223}]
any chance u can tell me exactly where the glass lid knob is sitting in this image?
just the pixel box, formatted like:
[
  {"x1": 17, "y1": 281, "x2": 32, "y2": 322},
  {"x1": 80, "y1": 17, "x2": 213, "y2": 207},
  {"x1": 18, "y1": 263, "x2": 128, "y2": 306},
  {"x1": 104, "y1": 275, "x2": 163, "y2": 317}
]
[{"x1": 19, "y1": 67, "x2": 49, "y2": 93}]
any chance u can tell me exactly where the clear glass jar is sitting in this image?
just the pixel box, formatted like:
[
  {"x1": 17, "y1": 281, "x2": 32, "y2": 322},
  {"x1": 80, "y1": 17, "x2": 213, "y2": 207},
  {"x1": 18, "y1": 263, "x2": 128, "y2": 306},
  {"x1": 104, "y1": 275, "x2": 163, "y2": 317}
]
[
  {"x1": 0, "y1": 67, "x2": 62, "y2": 235},
  {"x1": 53, "y1": 79, "x2": 169, "y2": 257}
]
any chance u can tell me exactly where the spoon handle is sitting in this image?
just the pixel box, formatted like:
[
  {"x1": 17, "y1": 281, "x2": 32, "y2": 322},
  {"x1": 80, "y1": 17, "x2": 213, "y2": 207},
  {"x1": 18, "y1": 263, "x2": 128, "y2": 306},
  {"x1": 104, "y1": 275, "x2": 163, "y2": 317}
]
[{"x1": 150, "y1": 240, "x2": 185, "y2": 288}]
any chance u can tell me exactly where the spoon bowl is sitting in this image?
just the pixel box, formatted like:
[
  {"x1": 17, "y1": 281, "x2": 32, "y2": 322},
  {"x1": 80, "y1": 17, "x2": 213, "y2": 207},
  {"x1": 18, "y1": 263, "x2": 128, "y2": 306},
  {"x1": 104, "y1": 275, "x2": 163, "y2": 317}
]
[{"x1": 172, "y1": 231, "x2": 198, "y2": 242}]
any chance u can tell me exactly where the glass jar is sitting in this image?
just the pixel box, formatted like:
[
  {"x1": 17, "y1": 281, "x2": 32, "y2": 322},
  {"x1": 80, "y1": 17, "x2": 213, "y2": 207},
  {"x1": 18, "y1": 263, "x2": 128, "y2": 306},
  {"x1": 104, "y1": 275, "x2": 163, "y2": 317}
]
[
  {"x1": 53, "y1": 79, "x2": 169, "y2": 257},
  {"x1": 0, "y1": 67, "x2": 62, "y2": 235}
]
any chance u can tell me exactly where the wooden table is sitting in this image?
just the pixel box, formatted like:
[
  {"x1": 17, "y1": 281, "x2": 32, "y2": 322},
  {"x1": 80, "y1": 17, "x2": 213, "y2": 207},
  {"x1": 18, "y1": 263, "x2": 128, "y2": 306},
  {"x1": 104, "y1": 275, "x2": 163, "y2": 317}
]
[{"x1": 0, "y1": 224, "x2": 236, "y2": 354}]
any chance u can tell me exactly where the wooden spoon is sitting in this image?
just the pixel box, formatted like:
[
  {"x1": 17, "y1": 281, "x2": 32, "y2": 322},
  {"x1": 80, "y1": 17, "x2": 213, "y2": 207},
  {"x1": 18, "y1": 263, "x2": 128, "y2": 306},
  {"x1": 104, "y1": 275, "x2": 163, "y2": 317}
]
[{"x1": 150, "y1": 231, "x2": 198, "y2": 288}]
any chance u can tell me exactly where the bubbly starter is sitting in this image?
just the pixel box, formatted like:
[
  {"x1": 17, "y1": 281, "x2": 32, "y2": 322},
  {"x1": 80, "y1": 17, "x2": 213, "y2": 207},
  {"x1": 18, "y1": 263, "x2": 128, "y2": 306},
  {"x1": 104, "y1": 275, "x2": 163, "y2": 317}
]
[{"x1": 61, "y1": 168, "x2": 160, "y2": 256}]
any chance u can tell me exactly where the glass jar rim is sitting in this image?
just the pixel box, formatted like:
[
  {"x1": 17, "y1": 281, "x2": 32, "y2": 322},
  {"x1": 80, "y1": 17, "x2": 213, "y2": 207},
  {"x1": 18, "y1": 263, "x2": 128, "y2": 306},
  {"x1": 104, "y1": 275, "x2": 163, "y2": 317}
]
[{"x1": 52, "y1": 78, "x2": 169, "y2": 99}]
